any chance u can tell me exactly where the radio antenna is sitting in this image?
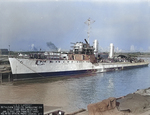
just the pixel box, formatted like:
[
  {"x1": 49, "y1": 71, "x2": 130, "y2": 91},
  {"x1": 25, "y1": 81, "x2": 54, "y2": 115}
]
[{"x1": 84, "y1": 18, "x2": 95, "y2": 44}]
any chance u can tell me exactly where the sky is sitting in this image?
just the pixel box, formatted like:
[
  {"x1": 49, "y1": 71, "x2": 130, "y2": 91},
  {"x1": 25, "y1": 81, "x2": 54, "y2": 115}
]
[{"x1": 0, "y1": 0, "x2": 150, "y2": 52}]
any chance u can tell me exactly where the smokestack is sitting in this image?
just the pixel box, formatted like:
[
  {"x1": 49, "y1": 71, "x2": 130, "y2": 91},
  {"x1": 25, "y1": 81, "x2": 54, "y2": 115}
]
[
  {"x1": 93, "y1": 39, "x2": 98, "y2": 57},
  {"x1": 109, "y1": 43, "x2": 114, "y2": 58}
]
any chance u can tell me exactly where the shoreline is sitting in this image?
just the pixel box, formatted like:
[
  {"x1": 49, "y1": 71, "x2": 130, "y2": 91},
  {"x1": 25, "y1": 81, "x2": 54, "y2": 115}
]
[{"x1": 69, "y1": 87, "x2": 150, "y2": 115}]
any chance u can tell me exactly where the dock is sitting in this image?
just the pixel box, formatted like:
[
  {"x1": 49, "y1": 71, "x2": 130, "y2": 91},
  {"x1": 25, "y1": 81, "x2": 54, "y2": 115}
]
[
  {"x1": 0, "y1": 64, "x2": 12, "y2": 83},
  {"x1": 0, "y1": 56, "x2": 12, "y2": 83}
]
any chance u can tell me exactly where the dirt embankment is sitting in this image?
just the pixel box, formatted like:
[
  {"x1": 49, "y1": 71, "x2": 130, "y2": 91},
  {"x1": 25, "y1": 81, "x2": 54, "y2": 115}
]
[{"x1": 73, "y1": 88, "x2": 150, "y2": 115}]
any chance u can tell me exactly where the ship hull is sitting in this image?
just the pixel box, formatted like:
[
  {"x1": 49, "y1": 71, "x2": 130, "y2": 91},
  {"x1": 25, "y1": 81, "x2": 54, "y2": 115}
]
[
  {"x1": 12, "y1": 69, "x2": 96, "y2": 80},
  {"x1": 9, "y1": 58, "x2": 149, "y2": 80}
]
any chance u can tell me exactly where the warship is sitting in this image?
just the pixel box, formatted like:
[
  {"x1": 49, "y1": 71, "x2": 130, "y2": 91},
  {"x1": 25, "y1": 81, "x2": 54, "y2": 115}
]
[{"x1": 8, "y1": 19, "x2": 149, "y2": 79}]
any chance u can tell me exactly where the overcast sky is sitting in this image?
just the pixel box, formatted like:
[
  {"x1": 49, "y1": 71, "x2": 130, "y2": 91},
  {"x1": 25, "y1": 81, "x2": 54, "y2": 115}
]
[{"x1": 0, "y1": 0, "x2": 150, "y2": 52}]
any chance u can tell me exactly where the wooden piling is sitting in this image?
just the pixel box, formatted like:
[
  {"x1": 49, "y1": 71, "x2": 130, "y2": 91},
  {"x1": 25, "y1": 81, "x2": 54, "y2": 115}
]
[
  {"x1": 0, "y1": 73, "x2": 2, "y2": 83},
  {"x1": 8, "y1": 73, "x2": 10, "y2": 82}
]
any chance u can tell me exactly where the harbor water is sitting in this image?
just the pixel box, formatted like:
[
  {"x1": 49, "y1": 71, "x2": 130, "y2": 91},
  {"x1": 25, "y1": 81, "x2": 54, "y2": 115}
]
[{"x1": 0, "y1": 57, "x2": 150, "y2": 113}]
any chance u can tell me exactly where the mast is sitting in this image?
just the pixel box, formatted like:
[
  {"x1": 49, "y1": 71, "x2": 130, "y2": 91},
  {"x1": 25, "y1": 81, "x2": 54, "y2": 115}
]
[{"x1": 84, "y1": 18, "x2": 95, "y2": 44}]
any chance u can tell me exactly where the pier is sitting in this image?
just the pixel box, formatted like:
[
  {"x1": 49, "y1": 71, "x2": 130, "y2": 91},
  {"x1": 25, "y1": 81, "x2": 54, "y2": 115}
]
[
  {"x1": 0, "y1": 56, "x2": 12, "y2": 83},
  {"x1": 0, "y1": 65, "x2": 12, "y2": 83}
]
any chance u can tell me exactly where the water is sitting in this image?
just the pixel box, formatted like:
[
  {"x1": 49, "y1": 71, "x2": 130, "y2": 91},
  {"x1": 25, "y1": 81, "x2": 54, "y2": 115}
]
[{"x1": 0, "y1": 58, "x2": 150, "y2": 113}]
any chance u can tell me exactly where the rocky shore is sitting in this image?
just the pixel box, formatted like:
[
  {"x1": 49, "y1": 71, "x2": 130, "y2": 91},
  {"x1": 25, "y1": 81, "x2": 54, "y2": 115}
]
[{"x1": 70, "y1": 87, "x2": 150, "y2": 115}]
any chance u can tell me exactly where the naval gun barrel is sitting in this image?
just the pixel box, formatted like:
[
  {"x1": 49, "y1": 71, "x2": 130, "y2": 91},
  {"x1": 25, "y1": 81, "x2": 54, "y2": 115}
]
[{"x1": 84, "y1": 39, "x2": 89, "y2": 44}]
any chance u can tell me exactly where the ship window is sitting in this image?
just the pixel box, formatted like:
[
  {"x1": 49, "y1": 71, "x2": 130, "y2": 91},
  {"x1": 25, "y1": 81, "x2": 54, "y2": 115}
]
[
  {"x1": 56, "y1": 61, "x2": 57, "y2": 63},
  {"x1": 58, "y1": 61, "x2": 60, "y2": 63},
  {"x1": 68, "y1": 61, "x2": 69, "y2": 63},
  {"x1": 50, "y1": 61, "x2": 53, "y2": 63}
]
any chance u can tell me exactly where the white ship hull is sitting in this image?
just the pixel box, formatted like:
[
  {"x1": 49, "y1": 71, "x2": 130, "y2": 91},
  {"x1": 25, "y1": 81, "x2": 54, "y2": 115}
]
[{"x1": 9, "y1": 58, "x2": 149, "y2": 79}]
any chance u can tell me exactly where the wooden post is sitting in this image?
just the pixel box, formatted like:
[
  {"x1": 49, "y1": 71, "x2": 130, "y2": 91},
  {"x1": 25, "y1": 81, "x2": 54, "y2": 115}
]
[
  {"x1": 0, "y1": 73, "x2": 2, "y2": 83},
  {"x1": 8, "y1": 73, "x2": 10, "y2": 82}
]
